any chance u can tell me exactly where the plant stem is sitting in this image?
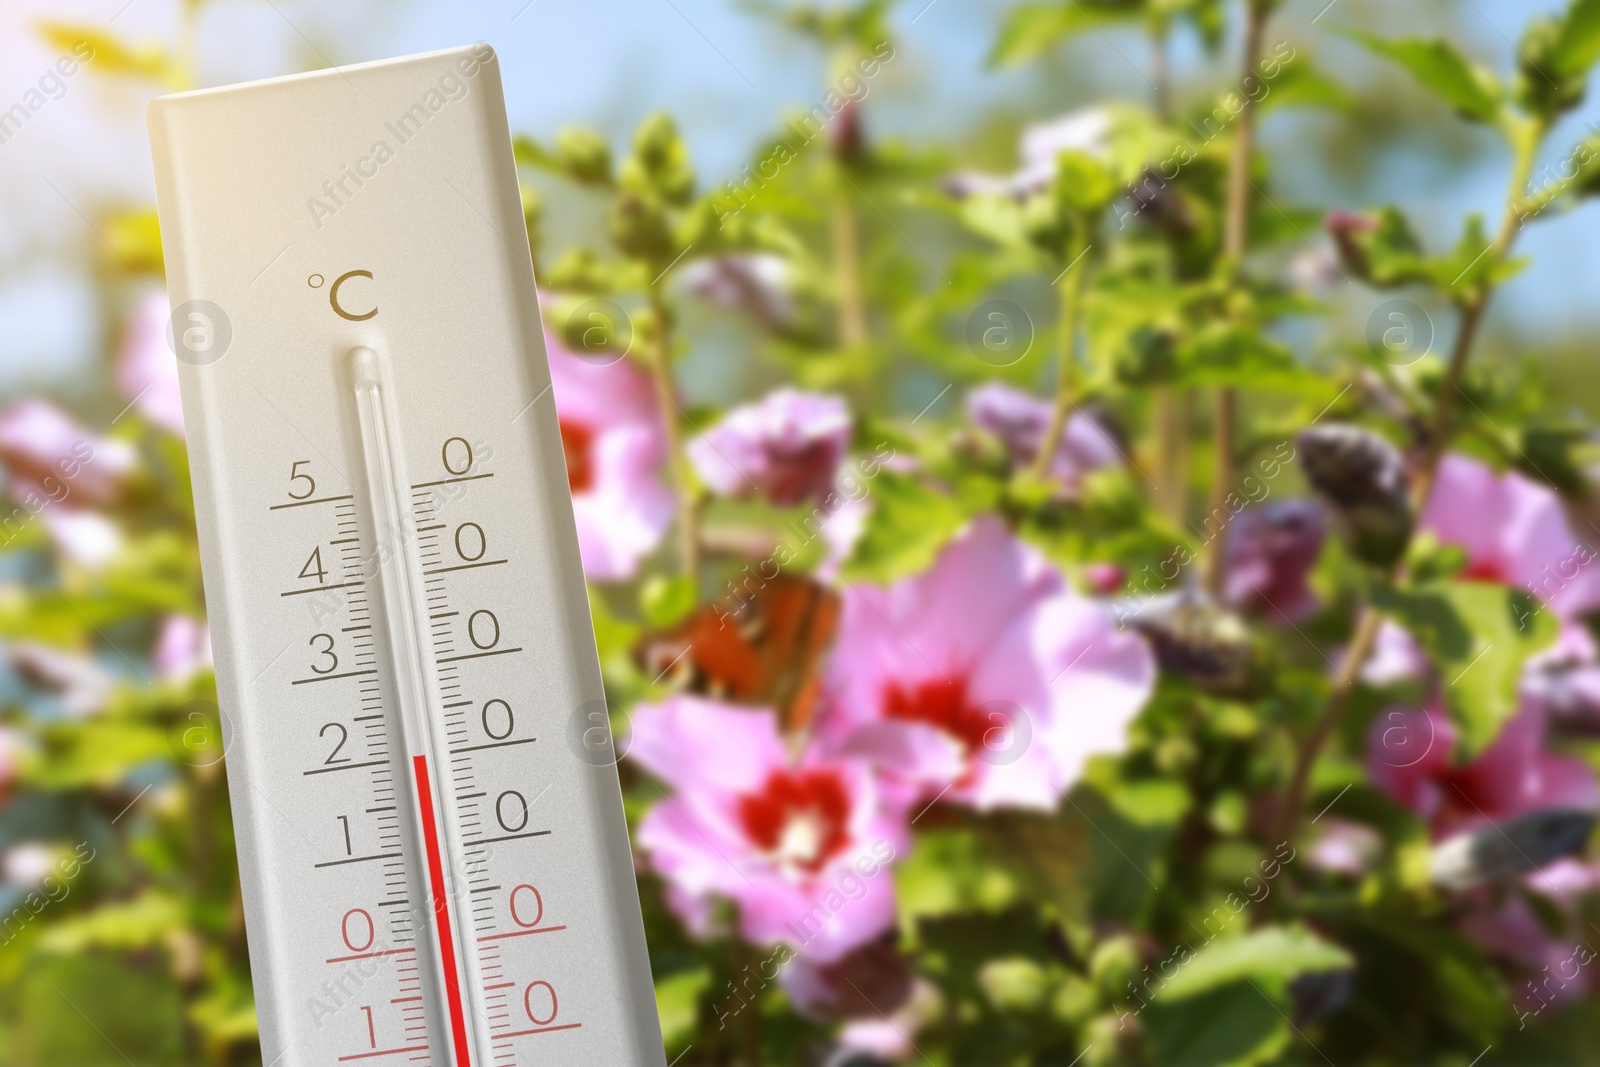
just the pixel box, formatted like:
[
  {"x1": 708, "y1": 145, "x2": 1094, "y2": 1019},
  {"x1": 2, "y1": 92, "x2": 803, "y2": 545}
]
[
  {"x1": 646, "y1": 286, "x2": 702, "y2": 580},
  {"x1": 729, "y1": 932, "x2": 763, "y2": 1066},
  {"x1": 832, "y1": 185, "x2": 869, "y2": 348},
  {"x1": 1149, "y1": 20, "x2": 1185, "y2": 522},
  {"x1": 1150, "y1": 23, "x2": 1172, "y2": 123},
  {"x1": 1267, "y1": 118, "x2": 1544, "y2": 847},
  {"x1": 1200, "y1": 0, "x2": 1270, "y2": 595},
  {"x1": 1031, "y1": 238, "x2": 1090, "y2": 481}
]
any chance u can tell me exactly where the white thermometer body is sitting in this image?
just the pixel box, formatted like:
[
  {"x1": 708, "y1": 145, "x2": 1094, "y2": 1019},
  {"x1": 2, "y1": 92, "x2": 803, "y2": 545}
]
[{"x1": 149, "y1": 46, "x2": 664, "y2": 1067}]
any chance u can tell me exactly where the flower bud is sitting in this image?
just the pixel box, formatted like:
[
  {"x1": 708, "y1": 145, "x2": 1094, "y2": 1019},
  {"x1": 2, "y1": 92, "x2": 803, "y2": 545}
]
[
  {"x1": 554, "y1": 126, "x2": 612, "y2": 186},
  {"x1": 1297, "y1": 424, "x2": 1413, "y2": 567},
  {"x1": 1130, "y1": 593, "x2": 1267, "y2": 696},
  {"x1": 609, "y1": 190, "x2": 675, "y2": 264},
  {"x1": 1428, "y1": 807, "x2": 1596, "y2": 891},
  {"x1": 1515, "y1": 16, "x2": 1587, "y2": 119}
]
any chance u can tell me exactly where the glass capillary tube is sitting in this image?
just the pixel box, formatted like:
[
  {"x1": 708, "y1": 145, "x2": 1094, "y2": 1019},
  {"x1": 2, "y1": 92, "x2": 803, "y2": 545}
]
[{"x1": 350, "y1": 347, "x2": 492, "y2": 1067}]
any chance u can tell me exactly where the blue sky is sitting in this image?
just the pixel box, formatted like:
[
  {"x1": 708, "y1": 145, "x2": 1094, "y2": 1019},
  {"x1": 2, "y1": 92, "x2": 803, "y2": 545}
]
[{"x1": 0, "y1": 0, "x2": 1597, "y2": 398}]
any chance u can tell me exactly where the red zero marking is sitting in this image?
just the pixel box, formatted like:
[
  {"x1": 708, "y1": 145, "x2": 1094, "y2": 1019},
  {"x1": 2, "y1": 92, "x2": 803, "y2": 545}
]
[
  {"x1": 494, "y1": 1024, "x2": 583, "y2": 1039},
  {"x1": 414, "y1": 754, "x2": 472, "y2": 1067},
  {"x1": 325, "y1": 947, "x2": 415, "y2": 965},
  {"x1": 336, "y1": 1046, "x2": 430, "y2": 1061},
  {"x1": 509, "y1": 884, "x2": 543, "y2": 928},
  {"x1": 343, "y1": 908, "x2": 376, "y2": 952},
  {"x1": 524, "y1": 981, "x2": 557, "y2": 1026},
  {"x1": 476, "y1": 925, "x2": 567, "y2": 943}
]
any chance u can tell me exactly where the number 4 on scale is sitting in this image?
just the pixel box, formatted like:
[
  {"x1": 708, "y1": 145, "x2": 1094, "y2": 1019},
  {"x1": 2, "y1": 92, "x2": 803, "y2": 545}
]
[{"x1": 300, "y1": 546, "x2": 327, "y2": 585}]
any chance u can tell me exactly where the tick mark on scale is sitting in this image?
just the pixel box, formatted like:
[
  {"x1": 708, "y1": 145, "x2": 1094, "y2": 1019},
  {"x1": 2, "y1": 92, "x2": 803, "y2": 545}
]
[
  {"x1": 410, "y1": 473, "x2": 493, "y2": 489},
  {"x1": 269, "y1": 494, "x2": 354, "y2": 511},
  {"x1": 436, "y1": 647, "x2": 523, "y2": 664}
]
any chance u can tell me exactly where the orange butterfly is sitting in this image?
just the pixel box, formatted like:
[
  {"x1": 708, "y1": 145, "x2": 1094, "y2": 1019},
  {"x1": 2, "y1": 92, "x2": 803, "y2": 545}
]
[{"x1": 634, "y1": 574, "x2": 839, "y2": 731}]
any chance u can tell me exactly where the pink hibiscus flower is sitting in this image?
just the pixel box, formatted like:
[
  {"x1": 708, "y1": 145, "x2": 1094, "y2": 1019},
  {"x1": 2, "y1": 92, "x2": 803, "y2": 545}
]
[
  {"x1": 1422, "y1": 453, "x2": 1600, "y2": 619},
  {"x1": 627, "y1": 697, "x2": 907, "y2": 962},
  {"x1": 688, "y1": 389, "x2": 852, "y2": 507},
  {"x1": 966, "y1": 383, "x2": 1120, "y2": 493},
  {"x1": 546, "y1": 337, "x2": 675, "y2": 581},
  {"x1": 117, "y1": 290, "x2": 185, "y2": 435},
  {"x1": 1222, "y1": 501, "x2": 1326, "y2": 623},
  {"x1": 1367, "y1": 701, "x2": 1598, "y2": 840},
  {"x1": 818, "y1": 514, "x2": 1156, "y2": 811}
]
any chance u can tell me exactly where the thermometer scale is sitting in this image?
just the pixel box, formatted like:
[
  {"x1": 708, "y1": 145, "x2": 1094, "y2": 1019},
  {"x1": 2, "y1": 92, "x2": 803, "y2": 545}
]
[{"x1": 148, "y1": 47, "x2": 664, "y2": 1066}]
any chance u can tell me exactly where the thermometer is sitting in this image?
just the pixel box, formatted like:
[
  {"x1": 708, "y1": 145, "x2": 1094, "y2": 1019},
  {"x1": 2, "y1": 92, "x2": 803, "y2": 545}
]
[{"x1": 148, "y1": 46, "x2": 664, "y2": 1066}]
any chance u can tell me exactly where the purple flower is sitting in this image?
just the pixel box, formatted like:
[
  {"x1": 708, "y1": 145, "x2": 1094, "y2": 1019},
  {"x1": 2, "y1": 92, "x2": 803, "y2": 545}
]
[
  {"x1": 688, "y1": 389, "x2": 852, "y2": 507},
  {"x1": 0, "y1": 400, "x2": 134, "y2": 566},
  {"x1": 154, "y1": 614, "x2": 213, "y2": 684},
  {"x1": 777, "y1": 937, "x2": 911, "y2": 1022},
  {"x1": 1367, "y1": 701, "x2": 1598, "y2": 840},
  {"x1": 1422, "y1": 453, "x2": 1600, "y2": 619},
  {"x1": 547, "y1": 337, "x2": 675, "y2": 581},
  {"x1": 818, "y1": 515, "x2": 1155, "y2": 811},
  {"x1": 966, "y1": 383, "x2": 1119, "y2": 493},
  {"x1": 117, "y1": 290, "x2": 185, "y2": 436},
  {"x1": 778, "y1": 946, "x2": 939, "y2": 1057},
  {"x1": 679, "y1": 254, "x2": 794, "y2": 330},
  {"x1": 627, "y1": 697, "x2": 907, "y2": 962},
  {"x1": 0, "y1": 726, "x2": 20, "y2": 797},
  {"x1": 1307, "y1": 819, "x2": 1382, "y2": 877},
  {"x1": 946, "y1": 107, "x2": 1113, "y2": 199},
  {"x1": 0, "y1": 399, "x2": 133, "y2": 507},
  {"x1": 1, "y1": 844, "x2": 54, "y2": 887},
  {"x1": 1458, "y1": 860, "x2": 1600, "y2": 1008},
  {"x1": 1359, "y1": 619, "x2": 1428, "y2": 687},
  {"x1": 43, "y1": 510, "x2": 124, "y2": 568},
  {"x1": 1222, "y1": 501, "x2": 1327, "y2": 623}
]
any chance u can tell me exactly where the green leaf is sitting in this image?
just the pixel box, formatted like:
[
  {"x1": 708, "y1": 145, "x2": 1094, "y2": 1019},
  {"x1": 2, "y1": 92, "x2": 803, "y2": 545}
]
[
  {"x1": 1067, "y1": 786, "x2": 1174, "y2": 924},
  {"x1": 895, "y1": 827, "x2": 1022, "y2": 927},
  {"x1": 1176, "y1": 324, "x2": 1325, "y2": 394},
  {"x1": 9, "y1": 955, "x2": 187, "y2": 1066},
  {"x1": 978, "y1": 810, "x2": 1092, "y2": 919},
  {"x1": 1353, "y1": 205, "x2": 1430, "y2": 287},
  {"x1": 1054, "y1": 150, "x2": 1117, "y2": 214},
  {"x1": 956, "y1": 192, "x2": 1034, "y2": 253},
  {"x1": 1551, "y1": 0, "x2": 1600, "y2": 77},
  {"x1": 1370, "y1": 579, "x2": 1559, "y2": 754},
  {"x1": 840, "y1": 472, "x2": 968, "y2": 584},
  {"x1": 653, "y1": 967, "x2": 711, "y2": 1052},
  {"x1": 26, "y1": 720, "x2": 171, "y2": 789},
  {"x1": 988, "y1": 2, "x2": 1140, "y2": 68},
  {"x1": 37, "y1": 891, "x2": 184, "y2": 954},
  {"x1": 1260, "y1": 59, "x2": 1357, "y2": 113},
  {"x1": 1159, "y1": 924, "x2": 1354, "y2": 1002},
  {"x1": 1434, "y1": 214, "x2": 1499, "y2": 296},
  {"x1": 1098, "y1": 775, "x2": 1193, "y2": 827},
  {"x1": 640, "y1": 574, "x2": 698, "y2": 629},
  {"x1": 1339, "y1": 30, "x2": 1502, "y2": 122},
  {"x1": 1142, "y1": 982, "x2": 1291, "y2": 1067}
]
